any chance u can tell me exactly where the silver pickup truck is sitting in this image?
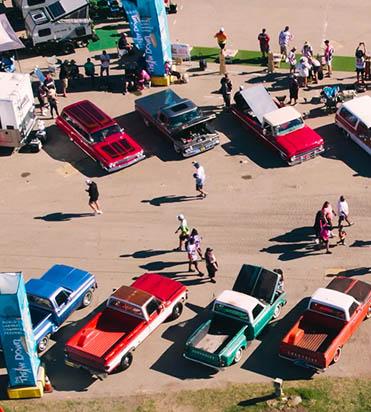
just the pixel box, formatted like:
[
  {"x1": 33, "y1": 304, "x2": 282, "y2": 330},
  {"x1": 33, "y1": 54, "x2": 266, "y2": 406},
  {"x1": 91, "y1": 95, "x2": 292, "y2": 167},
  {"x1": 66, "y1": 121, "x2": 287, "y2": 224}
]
[{"x1": 135, "y1": 89, "x2": 219, "y2": 157}]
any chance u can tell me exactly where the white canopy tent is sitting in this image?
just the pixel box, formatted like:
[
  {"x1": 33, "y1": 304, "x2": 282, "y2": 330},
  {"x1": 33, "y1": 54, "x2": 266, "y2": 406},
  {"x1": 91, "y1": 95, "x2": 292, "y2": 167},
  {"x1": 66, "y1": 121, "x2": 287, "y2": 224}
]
[{"x1": 0, "y1": 14, "x2": 25, "y2": 52}]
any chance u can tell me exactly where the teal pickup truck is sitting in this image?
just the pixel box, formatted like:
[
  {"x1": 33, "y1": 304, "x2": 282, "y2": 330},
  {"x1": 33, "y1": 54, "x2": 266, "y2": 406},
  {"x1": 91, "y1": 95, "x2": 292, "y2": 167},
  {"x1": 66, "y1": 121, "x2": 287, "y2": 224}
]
[{"x1": 184, "y1": 264, "x2": 287, "y2": 369}]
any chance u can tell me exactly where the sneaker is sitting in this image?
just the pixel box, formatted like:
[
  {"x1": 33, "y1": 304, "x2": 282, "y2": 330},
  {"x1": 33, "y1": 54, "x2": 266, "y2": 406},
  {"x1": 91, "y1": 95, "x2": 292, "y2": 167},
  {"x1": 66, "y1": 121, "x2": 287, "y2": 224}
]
[
  {"x1": 349, "y1": 222, "x2": 354, "y2": 226},
  {"x1": 326, "y1": 251, "x2": 332, "y2": 254},
  {"x1": 314, "y1": 239, "x2": 320, "y2": 245},
  {"x1": 96, "y1": 210, "x2": 103, "y2": 215},
  {"x1": 199, "y1": 272, "x2": 204, "y2": 277},
  {"x1": 210, "y1": 279, "x2": 216, "y2": 283}
]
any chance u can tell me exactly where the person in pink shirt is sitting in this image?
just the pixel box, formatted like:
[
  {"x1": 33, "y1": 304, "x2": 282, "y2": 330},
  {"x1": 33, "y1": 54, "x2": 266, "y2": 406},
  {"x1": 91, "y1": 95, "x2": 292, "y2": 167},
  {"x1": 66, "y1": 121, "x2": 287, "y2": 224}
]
[
  {"x1": 319, "y1": 222, "x2": 332, "y2": 254},
  {"x1": 321, "y1": 201, "x2": 336, "y2": 227}
]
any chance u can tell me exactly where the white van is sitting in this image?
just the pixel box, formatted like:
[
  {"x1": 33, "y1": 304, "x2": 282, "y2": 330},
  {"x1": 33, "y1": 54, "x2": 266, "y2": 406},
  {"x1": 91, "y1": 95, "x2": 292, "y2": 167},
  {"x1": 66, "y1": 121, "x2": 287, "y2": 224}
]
[{"x1": 335, "y1": 95, "x2": 371, "y2": 155}]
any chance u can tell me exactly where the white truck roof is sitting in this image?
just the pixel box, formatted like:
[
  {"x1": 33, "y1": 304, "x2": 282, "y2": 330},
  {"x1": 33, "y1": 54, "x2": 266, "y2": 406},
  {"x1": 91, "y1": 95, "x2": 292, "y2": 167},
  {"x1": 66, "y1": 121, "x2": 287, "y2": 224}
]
[
  {"x1": 341, "y1": 95, "x2": 371, "y2": 128},
  {"x1": 0, "y1": 72, "x2": 31, "y2": 101},
  {"x1": 216, "y1": 290, "x2": 264, "y2": 315},
  {"x1": 310, "y1": 287, "x2": 358, "y2": 321},
  {"x1": 264, "y1": 106, "x2": 301, "y2": 127}
]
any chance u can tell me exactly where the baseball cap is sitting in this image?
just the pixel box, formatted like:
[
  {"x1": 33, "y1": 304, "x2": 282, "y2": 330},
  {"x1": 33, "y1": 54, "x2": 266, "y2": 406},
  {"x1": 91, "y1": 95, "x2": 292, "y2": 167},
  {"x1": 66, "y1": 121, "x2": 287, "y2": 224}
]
[
  {"x1": 177, "y1": 214, "x2": 184, "y2": 220},
  {"x1": 85, "y1": 179, "x2": 92, "y2": 185},
  {"x1": 193, "y1": 161, "x2": 200, "y2": 167},
  {"x1": 219, "y1": 27, "x2": 224, "y2": 32},
  {"x1": 239, "y1": 85, "x2": 244, "y2": 91}
]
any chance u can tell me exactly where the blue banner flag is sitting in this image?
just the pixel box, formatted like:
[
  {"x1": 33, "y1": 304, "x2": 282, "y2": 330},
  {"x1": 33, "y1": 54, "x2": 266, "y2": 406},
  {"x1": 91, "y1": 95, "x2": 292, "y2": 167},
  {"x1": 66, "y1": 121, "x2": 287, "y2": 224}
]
[
  {"x1": 0, "y1": 273, "x2": 40, "y2": 388},
  {"x1": 137, "y1": 0, "x2": 172, "y2": 76},
  {"x1": 121, "y1": 0, "x2": 145, "y2": 51}
]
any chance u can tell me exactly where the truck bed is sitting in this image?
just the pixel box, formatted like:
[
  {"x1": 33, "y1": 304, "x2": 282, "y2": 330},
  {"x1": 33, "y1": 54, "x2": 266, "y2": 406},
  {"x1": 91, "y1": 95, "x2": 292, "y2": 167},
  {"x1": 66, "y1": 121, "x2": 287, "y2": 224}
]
[{"x1": 66, "y1": 307, "x2": 144, "y2": 359}]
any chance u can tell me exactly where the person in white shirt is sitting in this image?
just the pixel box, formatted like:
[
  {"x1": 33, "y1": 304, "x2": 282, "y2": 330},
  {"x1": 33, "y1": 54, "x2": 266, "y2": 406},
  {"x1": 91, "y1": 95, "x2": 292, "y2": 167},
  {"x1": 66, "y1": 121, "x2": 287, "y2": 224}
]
[
  {"x1": 193, "y1": 162, "x2": 208, "y2": 198},
  {"x1": 337, "y1": 195, "x2": 354, "y2": 227},
  {"x1": 288, "y1": 47, "x2": 297, "y2": 73},
  {"x1": 279, "y1": 26, "x2": 293, "y2": 61},
  {"x1": 297, "y1": 56, "x2": 311, "y2": 88},
  {"x1": 100, "y1": 50, "x2": 111, "y2": 77},
  {"x1": 186, "y1": 237, "x2": 204, "y2": 276}
]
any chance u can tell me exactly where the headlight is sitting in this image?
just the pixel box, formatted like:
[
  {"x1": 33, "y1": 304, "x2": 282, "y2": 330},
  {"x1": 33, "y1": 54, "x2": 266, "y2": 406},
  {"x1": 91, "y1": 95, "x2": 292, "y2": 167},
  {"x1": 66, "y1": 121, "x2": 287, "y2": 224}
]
[
  {"x1": 290, "y1": 156, "x2": 295, "y2": 163},
  {"x1": 109, "y1": 162, "x2": 115, "y2": 168}
]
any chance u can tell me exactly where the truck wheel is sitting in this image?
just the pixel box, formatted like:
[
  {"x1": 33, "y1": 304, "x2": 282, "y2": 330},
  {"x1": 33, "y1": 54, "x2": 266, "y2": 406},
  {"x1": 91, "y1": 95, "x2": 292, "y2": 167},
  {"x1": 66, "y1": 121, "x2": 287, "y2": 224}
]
[
  {"x1": 332, "y1": 347, "x2": 342, "y2": 364},
  {"x1": 81, "y1": 289, "x2": 93, "y2": 308},
  {"x1": 62, "y1": 42, "x2": 74, "y2": 55},
  {"x1": 169, "y1": 302, "x2": 183, "y2": 321},
  {"x1": 119, "y1": 352, "x2": 133, "y2": 371},
  {"x1": 233, "y1": 348, "x2": 243, "y2": 364},
  {"x1": 272, "y1": 303, "x2": 283, "y2": 319},
  {"x1": 365, "y1": 306, "x2": 371, "y2": 319},
  {"x1": 37, "y1": 335, "x2": 50, "y2": 352}
]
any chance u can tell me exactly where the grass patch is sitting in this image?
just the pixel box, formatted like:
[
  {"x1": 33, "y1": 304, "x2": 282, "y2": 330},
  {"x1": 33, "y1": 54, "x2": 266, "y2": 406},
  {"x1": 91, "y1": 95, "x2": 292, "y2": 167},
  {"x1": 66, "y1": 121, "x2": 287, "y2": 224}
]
[
  {"x1": 191, "y1": 46, "x2": 220, "y2": 62},
  {"x1": 1, "y1": 378, "x2": 371, "y2": 411},
  {"x1": 88, "y1": 28, "x2": 119, "y2": 52}
]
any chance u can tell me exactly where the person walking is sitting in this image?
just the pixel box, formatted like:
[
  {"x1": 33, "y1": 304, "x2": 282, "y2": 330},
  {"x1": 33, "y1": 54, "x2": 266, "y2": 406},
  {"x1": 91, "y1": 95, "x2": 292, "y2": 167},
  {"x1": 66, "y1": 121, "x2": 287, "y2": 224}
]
[
  {"x1": 288, "y1": 47, "x2": 297, "y2": 73},
  {"x1": 36, "y1": 82, "x2": 48, "y2": 116},
  {"x1": 84, "y1": 57, "x2": 96, "y2": 87},
  {"x1": 186, "y1": 237, "x2": 204, "y2": 276},
  {"x1": 288, "y1": 73, "x2": 299, "y2": 105},
  {"x1": 85, "y1": 180, "x2": 103, "y2": 215},
  {"x1": 175, "y1": 214, "x2": 190, "y2": 251},
  {"x1": 193, "y1": 161, "x2": 207, "y2": 198},
  {"x1": 279, "y1": 26, "x2": 293, "y2": 61},
  {"x1": 220, "y1": 73, "x2": 232, "y2": 109},
  {"x1": 59, "y1": 60, "x2": 70, "y2": 97},
  {"x1": 337, "y1": 195, "x2": 354, "y2": 227},
  {"x1": 214, "y1": 27, "x2": 227, "y2": 50},
  {"x1": 321, "y1": 201, "x2": 336, "y2": 230},
  {"x1": 205, "y1": 247, "x2": 218, "y2": 283},
  {"x1": 258, "y1": 28, "x2": 270, "y2": 59},
  {"x1": 337, "y1": 225, "x2": 347, "y2": 246},
  {"x1": 355, "y1": 42, "x2": 367, "y2": 84},
  {"x1": 324, "y1": 40, "x2": 334, "y2": 77},
  {"x1": 47, "y1": 87, "x2": 59, "y2": 119},
  {"x1": 100, "y1": 50, "x2": 111, "y2": 77},
  {"x1": 190, "y1": 228, "x2": 203, "y2": 259},
  {"x1": 313, "y1": 209, "x2": 324, "y2": 245},
  {"x1": 319, "y1": 221, "x2": 332, "y2": 254}
]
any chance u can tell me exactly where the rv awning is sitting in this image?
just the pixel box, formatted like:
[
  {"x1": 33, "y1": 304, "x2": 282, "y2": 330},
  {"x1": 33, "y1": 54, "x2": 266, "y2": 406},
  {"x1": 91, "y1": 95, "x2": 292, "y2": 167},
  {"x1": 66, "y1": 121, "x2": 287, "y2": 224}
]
[{"x1": 0, "y1": 14, "x2": 25, "y2": 52}]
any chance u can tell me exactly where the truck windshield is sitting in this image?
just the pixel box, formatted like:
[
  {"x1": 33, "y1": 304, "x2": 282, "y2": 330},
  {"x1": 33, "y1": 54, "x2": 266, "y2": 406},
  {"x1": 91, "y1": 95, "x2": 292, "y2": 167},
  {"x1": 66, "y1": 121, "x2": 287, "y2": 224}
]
[
  {"x1": 169, "y1": 109, "x2": 200, "y2": 127},
  {"x1": 214, "y1": 303, "x2": 249, "y2": 322},
  {"x1": 310, "y1": 302, "x2": 346, "y2": 320},
  {"x1": 90, "y1": 124, "x2": 121, "y2": 143},
  {"x1": 109, "y1": 297, "x2": 145, "y2": 319},
  {"x1": 274, "y1": 117, "x2": 303, "y2": 136},
  {"x1": 27, "y1": 294, "x2": 53, "y2": 309}
]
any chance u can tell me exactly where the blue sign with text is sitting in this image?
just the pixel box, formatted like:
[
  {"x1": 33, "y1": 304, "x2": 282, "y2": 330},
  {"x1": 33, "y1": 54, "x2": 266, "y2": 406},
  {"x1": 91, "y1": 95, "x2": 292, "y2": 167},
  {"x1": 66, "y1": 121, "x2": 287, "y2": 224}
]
[
  {"x1": 0, "y1": 273, "x2": 40, "y2": 388},
  {"x1": 121, "y1": 1, "x2": 145, "y2": 51}
]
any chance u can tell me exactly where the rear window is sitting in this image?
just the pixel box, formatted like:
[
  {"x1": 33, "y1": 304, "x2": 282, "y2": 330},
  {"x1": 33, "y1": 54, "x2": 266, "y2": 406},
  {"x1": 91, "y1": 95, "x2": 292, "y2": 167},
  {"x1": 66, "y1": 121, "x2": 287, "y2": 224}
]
[
  {"x1": 28, "y1": 294, "x2": 52, "y2": 309},
  {"x1": 109, "y1": 297, "x2": 144, "y2": 319},
  {"x1": 339, "y1": 107, "x2": 358, "y2": 127},
  {"x1": 310, "y1": 302, "x2": 345, "y2": 319},
  {"x1": 214, "y1": 303, "x2": 249, "y2": 322}
]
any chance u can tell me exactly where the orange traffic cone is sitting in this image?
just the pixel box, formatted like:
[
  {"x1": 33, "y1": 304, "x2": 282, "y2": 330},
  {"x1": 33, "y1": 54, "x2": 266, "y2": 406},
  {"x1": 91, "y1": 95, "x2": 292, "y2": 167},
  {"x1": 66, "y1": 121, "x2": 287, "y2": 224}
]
[{"x1": 44, "y1": 375, "x2": 53, "y2": 393}]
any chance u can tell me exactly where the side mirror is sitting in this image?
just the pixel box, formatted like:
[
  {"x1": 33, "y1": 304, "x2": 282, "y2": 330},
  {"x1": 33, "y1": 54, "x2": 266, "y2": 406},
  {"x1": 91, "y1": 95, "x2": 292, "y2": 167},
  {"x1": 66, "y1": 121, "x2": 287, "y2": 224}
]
[{"x1": 262, "y1": 128, "x2": 267, "y2": 135}]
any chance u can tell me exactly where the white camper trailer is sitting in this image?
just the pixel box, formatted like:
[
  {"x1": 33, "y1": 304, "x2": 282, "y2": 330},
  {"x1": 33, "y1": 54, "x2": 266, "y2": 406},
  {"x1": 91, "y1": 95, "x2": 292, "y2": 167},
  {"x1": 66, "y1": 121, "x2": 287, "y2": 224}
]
[
  {"x1": 24, "y1": 0, "x2": 94, "y2": 55},
  {"x1": 0, "y1": 72, "x2": 37, "y2": 148}
]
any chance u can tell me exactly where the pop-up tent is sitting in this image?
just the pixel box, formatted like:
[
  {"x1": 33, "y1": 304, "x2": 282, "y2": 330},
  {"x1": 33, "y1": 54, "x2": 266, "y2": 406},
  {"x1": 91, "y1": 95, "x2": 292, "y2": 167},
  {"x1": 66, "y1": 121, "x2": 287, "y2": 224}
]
[{"x1": 0, "y1": 13, "x2": 25, "y2": 52}]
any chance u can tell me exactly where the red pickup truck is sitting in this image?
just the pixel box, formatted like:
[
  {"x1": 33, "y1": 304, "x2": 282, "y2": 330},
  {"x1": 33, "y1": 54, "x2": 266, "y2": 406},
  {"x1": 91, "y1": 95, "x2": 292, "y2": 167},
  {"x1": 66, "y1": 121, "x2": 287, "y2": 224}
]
[
  {"x1": 64, "y1": 273, "x2": 187, "y2": 377},
  {"x1": 279, "y1": 276, "x2": 371, "y2": 371},
  {"x1": 231, "y1": 84, "x2": 324, "y2": 165}
]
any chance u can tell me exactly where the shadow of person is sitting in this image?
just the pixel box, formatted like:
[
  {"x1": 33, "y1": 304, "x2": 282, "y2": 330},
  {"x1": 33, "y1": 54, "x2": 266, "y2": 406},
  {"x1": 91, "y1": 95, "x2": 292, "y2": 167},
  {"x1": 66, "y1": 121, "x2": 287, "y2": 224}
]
[
  {"x1": 120, "y1": 249, "x2": 170, "y2": 259},
  {"x1": 327, "y1": 267, "x2": 371, "y2": 277},
  {"x1": 34, "y1": 212, "x2": 93, "y2": 222},
  {"x1": 141, "y1": 195, "x2": 201, "y2": 206},
  {"x1": 350, "y1": 240, "x2": 371, "y2": 248},
  {"x1": 139, "y1": 260, "x2": 188, "y2": 271},
  {"x1": 238, "y1": 393, "x2": 276, "y2": 407}
]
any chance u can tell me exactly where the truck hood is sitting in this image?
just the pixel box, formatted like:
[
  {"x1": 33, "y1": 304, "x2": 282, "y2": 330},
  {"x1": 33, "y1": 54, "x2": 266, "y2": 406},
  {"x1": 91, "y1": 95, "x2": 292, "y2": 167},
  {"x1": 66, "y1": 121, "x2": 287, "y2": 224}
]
[
  {"x1": 276, "y1": 125, "x2": 323, "y2": 156},
  {"x1": 94, "y1": 133, "x2": 142, "y2": 163},
  {"x1": 38, "y1": 264, "x2": 95, "y2": 293},
  {"x1": 131, "y1": 273, "x2": 185, "y2": 302},
  {"x1": 171, "y1": 114, "x2": 216, "y2": 135}
]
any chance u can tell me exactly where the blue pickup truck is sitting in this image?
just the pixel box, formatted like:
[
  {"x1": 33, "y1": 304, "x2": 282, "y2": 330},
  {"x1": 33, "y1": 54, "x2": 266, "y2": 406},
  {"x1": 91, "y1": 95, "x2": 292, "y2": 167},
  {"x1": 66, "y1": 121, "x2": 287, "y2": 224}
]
[{"x1": 25, "y1": 264, "x2": 97, "y2": 352}]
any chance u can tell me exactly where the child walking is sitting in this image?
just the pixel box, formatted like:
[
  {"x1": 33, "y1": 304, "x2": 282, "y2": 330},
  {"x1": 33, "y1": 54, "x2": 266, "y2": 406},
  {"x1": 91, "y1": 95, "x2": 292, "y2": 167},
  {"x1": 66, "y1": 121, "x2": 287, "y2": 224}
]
[{"x1": 337, "y1": 225, "x2": 347, "y2": 246}]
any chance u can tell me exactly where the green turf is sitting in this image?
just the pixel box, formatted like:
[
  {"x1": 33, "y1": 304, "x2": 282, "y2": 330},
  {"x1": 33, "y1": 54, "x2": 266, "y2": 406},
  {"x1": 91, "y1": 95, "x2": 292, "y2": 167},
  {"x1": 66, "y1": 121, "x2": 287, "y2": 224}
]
[
  {"x1": 88, "y1": 28, "x2": 119, "y2": 52},
  {"x1": 191, "y1": 46, "x2": 357, "y2": 72}
]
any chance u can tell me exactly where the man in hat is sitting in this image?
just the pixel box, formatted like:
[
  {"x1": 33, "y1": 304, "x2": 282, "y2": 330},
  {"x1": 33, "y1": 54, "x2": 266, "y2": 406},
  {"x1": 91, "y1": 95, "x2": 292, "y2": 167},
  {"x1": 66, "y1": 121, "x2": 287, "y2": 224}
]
[
  {"x1": 193, "y1": 162, "x2": 207, "y2": 198},
  {"x1": 214, "y1": 27, "x2": 227, "y2": 50},
  {"x1": 85, "y1": 180, "x2": 103, "y2": 215},
  {"x1": 175, "y1": 214, "x2": 189, "y2": 251},
  {"x1": 59, "y1": 60, "x2": 71, "y2": 97}
]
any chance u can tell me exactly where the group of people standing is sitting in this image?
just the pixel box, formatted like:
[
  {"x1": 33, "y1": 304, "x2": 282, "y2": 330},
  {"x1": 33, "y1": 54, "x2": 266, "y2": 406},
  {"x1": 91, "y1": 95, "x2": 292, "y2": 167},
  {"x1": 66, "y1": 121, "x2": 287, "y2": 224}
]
[
  {"x1": 313, "y1": 196, "x2": 354, "y2": 254},
  {"x1": 175, "y1": 215, "x2": 218, "y2": 283}
]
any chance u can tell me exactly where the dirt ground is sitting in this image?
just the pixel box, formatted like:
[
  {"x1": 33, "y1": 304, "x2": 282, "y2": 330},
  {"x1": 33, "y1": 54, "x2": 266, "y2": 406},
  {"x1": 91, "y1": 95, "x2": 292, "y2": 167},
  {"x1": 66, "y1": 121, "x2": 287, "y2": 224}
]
[{"x1": 1, "y1": 0, "x2": 371, "y2": 401}]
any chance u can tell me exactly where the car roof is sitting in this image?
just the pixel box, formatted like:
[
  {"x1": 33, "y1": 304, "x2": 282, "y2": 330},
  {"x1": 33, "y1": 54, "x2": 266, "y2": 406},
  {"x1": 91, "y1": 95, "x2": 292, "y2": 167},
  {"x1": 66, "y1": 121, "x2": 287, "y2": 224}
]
[
  {"x1": 310, "y1": 287, "x2": 358, "y2": 313},
  {"x1": 63, "y1": 100, "x2": 115, "y2": 133},
  {"x1": 341, "y1": 95, "x2": 371, "y2": 128},
  {"x1": 216, "y1": 290, "x2": 264, "y2": 314},
  {"x1": 264, "y1": 106, "x2": 302, "y2": 126},
  {"x1": 111, "y1": 285, "x2": 152, "y2": 307}
]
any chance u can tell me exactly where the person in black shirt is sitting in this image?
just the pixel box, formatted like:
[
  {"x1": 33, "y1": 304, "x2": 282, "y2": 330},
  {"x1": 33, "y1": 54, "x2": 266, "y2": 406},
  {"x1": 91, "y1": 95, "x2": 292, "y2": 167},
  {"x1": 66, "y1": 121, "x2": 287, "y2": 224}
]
[
  {"x1": 85, "y1": 180, "x2": 103, "y2": 215},
  {"x1": 59, "y1": 60, "x2": 71, "y2": 97},
  {"x1": 220, "y1": 73, "x2": 232, "y2": 108}
]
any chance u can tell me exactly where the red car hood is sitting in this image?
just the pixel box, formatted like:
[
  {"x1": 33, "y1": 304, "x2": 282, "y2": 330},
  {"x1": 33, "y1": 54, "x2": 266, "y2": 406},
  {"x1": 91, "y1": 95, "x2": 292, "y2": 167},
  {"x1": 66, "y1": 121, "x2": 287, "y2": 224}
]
[
  {"x1": 131, "y1": 273, "x2": 185, "y2": 302},
  {"x1": 94, "y1": 132, "x2": 142, "y2": 163},
  {"x1": 276, "y1": 125, "x2": 323, "y2": 156}
]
